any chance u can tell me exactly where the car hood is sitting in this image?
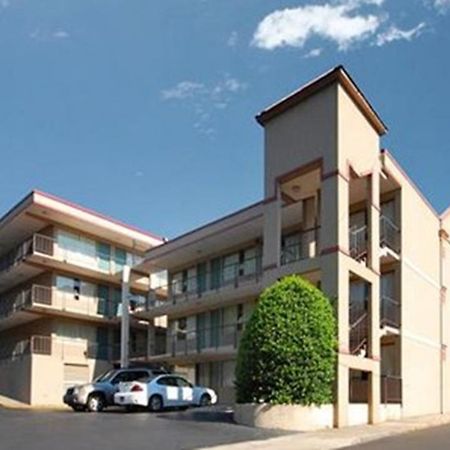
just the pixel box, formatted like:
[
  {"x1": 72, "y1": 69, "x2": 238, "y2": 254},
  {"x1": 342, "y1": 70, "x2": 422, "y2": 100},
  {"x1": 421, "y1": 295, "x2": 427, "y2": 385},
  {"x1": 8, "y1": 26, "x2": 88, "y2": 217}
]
[{"x1": 70, "y1": 381, "x2": 109, "y2": 391}]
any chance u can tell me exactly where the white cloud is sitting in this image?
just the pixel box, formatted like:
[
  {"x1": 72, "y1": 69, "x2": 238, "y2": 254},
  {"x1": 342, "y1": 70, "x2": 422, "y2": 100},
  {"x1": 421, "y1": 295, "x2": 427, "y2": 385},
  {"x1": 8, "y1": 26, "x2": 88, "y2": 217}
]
[
  {"x1": 303, "y1": 48, "x2": 323, "y2": 58},
  {"x1": 161, "y1": 81, "x2": 205, "y2": 100},
  {"x1": 433, "y1": 0, "x2": 450, "y2": 12},
  {"x1": 52, "y1": 30, "x2": 70, "y2": 39},
  {"x1": 227, "y1": 31, "x2": 238, "y2": 47},
  {"x1": 30, "y1": 28, "x2": 70, "y2": 41},
  {"x1": 252, "y1": 2, "x2": 384, "y2": 51},
  {"x1": 162, "y1": 75, "x2": 247, "y2": 137},
  {"x1": 376, "y1": 22, "x2": 426, "y2": 46}
]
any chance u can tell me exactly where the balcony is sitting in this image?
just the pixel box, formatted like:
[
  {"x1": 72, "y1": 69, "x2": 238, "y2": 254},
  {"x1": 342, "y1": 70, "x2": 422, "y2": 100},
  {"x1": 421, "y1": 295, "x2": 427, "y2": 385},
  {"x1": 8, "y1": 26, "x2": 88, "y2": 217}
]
[
  {"x1": 0, "y1": 284, "x2": 127, "y2": 329},
  {"x1": 349, "y1": 311, "x2": 369, "y2": 357},
  {"x1": 0, "y1": 234, "x2": 54, "y2": 275},
  {"x1": 380, "y1": 296, "x2": 401, "y2": 330},
  {"x1": 171, "y1": 322, "x2": 244, "y2": 354},
  {"x1": 380, "y1": 216, "x2": 401, "y2": 256},
  {"x1": 349, "y1": 375, "x2": 402, "y2": 404},
  {"x1": 349, "y1": 225, "x2": 368, "y2": 262},
  {"x1": 349, "y1": 215, "x2": 401, "y2": 263},
  {"x1": 281, "y1": 227, "x2": 320, "y2": 265},
  {"x1": 0, "y1": 335, "x2": 120, "y2": 363},
  {"x1": 136, "y1": 256, "x2": 262, "y2": 319},
  {"x1": 0, "y1": 233, "x2": 145, "y2": 293}
]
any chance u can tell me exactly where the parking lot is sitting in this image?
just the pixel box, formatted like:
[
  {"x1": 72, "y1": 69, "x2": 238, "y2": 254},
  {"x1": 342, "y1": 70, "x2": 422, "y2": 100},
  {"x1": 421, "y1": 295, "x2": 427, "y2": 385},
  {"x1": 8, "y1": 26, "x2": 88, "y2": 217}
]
[{"x1": 0, "y1": 406, "x2": 284, "y2": 450}]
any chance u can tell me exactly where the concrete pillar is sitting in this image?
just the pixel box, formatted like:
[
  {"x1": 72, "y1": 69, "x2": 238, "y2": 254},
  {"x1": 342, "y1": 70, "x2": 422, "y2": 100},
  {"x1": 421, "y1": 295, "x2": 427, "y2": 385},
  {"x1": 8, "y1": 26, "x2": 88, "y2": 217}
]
[
  {"x1": 147, "y1": 322, "x2": 156, "y2": 358},
  {"x1": 367, "y1": 171, "x2": 381, "y2": 424},
  {"x1": 262, "y1": 187, "x2": 282, "y2": 273},
  {"x1": 320, "y1": 173, "x2": 350, "y2": 428},
  {"x1": 367, "y1": 172, "x2": 380, "y2": 272}
]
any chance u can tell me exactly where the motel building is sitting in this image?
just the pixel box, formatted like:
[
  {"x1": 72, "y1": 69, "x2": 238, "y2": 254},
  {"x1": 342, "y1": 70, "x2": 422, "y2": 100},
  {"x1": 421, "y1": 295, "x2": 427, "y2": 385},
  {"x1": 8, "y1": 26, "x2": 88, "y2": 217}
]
[
  {"x1": 0, "y1": 190, "x2": 164, "y2": 405},
  {"x1": 131, "y1": 66, "x2": 450, "y2": 427},
  {"x1": 1, "y1": 66, "x2": 450, "y2": 428}
]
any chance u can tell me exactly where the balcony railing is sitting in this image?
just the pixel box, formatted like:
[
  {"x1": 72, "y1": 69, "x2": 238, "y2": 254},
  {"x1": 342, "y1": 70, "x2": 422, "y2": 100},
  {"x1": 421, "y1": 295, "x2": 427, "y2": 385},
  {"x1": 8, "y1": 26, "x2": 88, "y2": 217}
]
[
  {"x1": 0, "y1": 335, "x2": 124, "y2": 363},
  {"x1": 380, "y1": 216, "x2": 400, "y2": 254},
  {"x1": 143, "y1": 256, "x2": 262, "y2": 310},
  {"x1": 0, "y1": 335, "x2": 51, "y2": 361},
  {"x1": 349, "y1": 216, "x2": 401, "y2": 262},
  {"x1": 281, "y1": 227, "x2": 320, "y2": 265},
  {"x1": 380, "y1": 295, "x2": 401, "y2": 329},
  {"x1": 0, "y1": 233, "x2": 55, "y2": 276},
  {"x1": 349, "y1": 375, "x2": 402, "y2": 404},
  {"x1": 349, "y1": 312, "x2": 368, "y2": 356},
  {"x1": 349, "y1": 225, "x2": 368, "y2": 261},
  {"x1": 169, "y1": 322, "x2": 245, "y2": 357},
  {"x1": 0, "y1": 283, "x2": 131, "y2": 322}
]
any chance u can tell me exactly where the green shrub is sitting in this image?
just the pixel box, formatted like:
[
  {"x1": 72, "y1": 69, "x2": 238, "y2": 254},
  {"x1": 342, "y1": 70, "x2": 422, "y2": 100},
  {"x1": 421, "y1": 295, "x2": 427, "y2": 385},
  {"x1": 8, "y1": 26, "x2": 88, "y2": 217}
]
[{"x1": 235, "y1": 275, "x2": 337, "y2": 405}]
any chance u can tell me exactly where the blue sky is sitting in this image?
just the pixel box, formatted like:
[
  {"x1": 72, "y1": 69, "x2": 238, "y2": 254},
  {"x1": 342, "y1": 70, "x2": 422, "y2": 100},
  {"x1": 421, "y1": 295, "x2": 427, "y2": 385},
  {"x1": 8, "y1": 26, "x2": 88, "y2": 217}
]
[{"x1": 0, "y1": 0, "x2": 449, "y2": 239}]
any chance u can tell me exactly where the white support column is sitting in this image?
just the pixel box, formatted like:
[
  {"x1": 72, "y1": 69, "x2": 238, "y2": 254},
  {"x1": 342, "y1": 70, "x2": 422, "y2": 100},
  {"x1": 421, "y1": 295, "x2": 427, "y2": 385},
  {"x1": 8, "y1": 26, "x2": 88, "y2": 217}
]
[{"x1": 120, "y1": 265, "x2": 131, "y2": 369}]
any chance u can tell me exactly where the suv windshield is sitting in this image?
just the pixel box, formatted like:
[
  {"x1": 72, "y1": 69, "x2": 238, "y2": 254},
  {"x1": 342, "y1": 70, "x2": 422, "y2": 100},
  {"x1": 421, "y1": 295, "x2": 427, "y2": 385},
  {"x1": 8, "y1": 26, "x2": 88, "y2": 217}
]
[{"x1": 94, "y1": 369, "x2": 117, "y2": 383}]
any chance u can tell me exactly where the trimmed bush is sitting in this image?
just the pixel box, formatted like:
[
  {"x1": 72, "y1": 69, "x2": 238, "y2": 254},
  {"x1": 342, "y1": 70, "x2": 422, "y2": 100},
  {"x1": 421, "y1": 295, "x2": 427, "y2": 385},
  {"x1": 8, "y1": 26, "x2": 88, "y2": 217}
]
[{"x1": 235, "y1": 275, "x2": 337, "y2": 405}]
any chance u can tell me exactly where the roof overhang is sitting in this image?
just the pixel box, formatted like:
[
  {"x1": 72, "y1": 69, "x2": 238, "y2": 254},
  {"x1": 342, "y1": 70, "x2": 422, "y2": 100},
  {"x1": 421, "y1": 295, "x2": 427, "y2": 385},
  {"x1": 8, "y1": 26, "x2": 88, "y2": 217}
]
[
  {"x1": 256, "y1": 65, "x2": 387, "y2": 136},
  {"x1": 0, "y1": 190, "x2": 163, "y2": 256},
  {"x1": 135, "y1": 200, "x2": 305, "y2": 273},
  {"x1": 135, "y1": 201, "x2": 265, "y2": 273}
]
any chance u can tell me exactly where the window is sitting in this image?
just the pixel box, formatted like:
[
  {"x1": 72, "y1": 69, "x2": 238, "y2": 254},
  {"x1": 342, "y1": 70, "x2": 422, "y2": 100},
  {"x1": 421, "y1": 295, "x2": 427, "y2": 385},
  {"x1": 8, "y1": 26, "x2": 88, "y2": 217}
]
[
  {"x1": 197, "y1": 313, "x2": 207, "y2": 350},
  {"x1": 176, "y1": 377, "x2": 192, "y2": 388},
  {"x1": 237, "y1": 304, "x2": 244, "y2": 331},
  {"x1": 210, "y1": 310, "x2": 222, "y2": 347},
  {"x1": 56, "y1": 276, "x2": 82, "y2": 301},
  {"x1": 196, "y1": 262, "x2": 207, "y2": 294},
  {"x1": 223, "y1": 253, "x2": 239, "y2": 283},
  {"x1": 57, "y1": 230, "x2": 96, "y2": 268},
  {"x1": 210, "y1": 258, "x2": 222, "y2": 290},
  {"x1": 97, "y1": 285, "x2": 110, "y2": 316},
  {"x1": 282, "y1": 233, "x2": 302, "y2": 263},
  {"x1": 157, "y1": 376, "x2": 178, "y2": 387},
  {"x1": 96, "y1": 242, "x2": 111, "y2": 272},
  {"x1": 74, "y1": 278, "x2": 81, "y2": 300},
  {"x1": 114, "y1": 248, "x2": 127, "y2": 273},
  {"x1": 381, "y1": 201, "x2": 396, "y2": 223},
  {"x1": 241, "y1": 248, "x2": 258, "y2": 276}
]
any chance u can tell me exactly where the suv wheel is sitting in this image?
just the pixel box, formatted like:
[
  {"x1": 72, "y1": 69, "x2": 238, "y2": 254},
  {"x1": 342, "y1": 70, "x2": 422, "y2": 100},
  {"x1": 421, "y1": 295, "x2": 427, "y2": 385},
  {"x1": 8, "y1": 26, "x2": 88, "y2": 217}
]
[
  {"x1": 86, "y1": 394, "x2": 105, "y2": 413},
  {"x1": 148, "y1": 395, "x2": 163, "y2": 412}
]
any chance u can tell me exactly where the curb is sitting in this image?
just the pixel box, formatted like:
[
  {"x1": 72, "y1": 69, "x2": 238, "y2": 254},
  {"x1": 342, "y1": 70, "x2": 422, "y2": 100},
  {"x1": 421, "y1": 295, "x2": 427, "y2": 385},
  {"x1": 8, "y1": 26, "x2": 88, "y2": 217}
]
[{"x1": 199, "y1": 414, "x2": 450, "y2": 450}]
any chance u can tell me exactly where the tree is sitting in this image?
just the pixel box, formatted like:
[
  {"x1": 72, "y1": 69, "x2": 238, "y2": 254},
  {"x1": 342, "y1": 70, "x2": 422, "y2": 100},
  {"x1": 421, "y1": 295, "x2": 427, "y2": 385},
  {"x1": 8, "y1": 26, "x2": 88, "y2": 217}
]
[{"x1": 235, "y1": 275, "x2": 337, "y2": 405}]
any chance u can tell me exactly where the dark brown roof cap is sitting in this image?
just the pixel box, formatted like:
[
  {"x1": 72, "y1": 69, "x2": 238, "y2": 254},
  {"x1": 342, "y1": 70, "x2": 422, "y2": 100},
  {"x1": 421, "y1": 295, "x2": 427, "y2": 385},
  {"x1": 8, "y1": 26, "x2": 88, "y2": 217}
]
[{"x1": 256, "y1": 65, "x2": 387, "y2": 136}]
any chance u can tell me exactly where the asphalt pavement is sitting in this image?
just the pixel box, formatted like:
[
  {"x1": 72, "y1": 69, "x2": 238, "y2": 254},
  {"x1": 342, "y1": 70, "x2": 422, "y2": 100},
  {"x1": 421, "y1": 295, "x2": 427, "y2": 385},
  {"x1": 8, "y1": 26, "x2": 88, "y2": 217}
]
[{"x1": 0, "y1": 406, "x2": 286, "y2": 450}]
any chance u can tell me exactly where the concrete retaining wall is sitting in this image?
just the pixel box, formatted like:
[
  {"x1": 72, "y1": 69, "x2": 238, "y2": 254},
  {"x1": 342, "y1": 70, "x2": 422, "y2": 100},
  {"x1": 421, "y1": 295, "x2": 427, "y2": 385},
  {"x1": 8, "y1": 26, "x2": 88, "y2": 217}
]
[{"x1": 234, "y1": 403, "x2": 402, "y2": 431}]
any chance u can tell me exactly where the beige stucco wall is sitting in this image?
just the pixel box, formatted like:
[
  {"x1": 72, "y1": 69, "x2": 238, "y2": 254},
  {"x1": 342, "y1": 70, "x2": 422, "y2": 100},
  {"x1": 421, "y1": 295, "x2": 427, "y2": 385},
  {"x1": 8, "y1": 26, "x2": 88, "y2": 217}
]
[
  {"x1": 439, "y1": 216, "x2": 450, "y2": 413},
  {"x1": 31, "y1": 353, "x2": 111, "y2": 406},
  {"x1": 397, "y1": 163, "x2": 442, "y2": 417},
  {"x1": 264, "y1": 83, "x2": 338, "y2": 197},
  {"x1": 337, "y1": 84, "x2": 380, "y2": 175}
]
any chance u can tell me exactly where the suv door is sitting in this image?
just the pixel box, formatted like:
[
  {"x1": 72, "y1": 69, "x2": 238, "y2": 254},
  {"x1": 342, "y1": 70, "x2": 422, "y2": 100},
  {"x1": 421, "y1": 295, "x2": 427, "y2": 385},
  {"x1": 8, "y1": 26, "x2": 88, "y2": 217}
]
[{"x1": 107, "y1": 371, "x2": 131, "y2": 404}]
